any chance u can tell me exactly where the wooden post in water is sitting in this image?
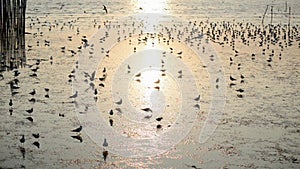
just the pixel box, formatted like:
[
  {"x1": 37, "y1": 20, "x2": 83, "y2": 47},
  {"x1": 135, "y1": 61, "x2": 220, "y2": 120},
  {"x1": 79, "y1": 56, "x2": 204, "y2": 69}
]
[
  {"x1": 262, "y1": 5, "x2": 269, "y2": 26},
  {"x1": 0, "y1": 0, "x2": 27, "y2": 71},
  {"x1": 288, "y1": 7, "x2": 291, "y2": 40},
  {"x1": 270, "y1": 5, "x2": 273, "y2": 25}
]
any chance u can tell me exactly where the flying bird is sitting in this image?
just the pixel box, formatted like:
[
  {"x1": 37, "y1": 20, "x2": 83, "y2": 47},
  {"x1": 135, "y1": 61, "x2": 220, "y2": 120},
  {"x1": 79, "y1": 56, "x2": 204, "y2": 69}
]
[{"x1": 103, "y1": 5, "x2": 108, "y2": 14}]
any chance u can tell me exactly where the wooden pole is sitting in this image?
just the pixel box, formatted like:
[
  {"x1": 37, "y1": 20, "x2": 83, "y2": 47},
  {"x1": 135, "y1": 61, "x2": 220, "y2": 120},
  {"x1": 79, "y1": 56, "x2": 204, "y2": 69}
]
[
  {"x1": 270, "y1": 6, "x2": 273, "y2": 25},
  {"x1": 0, "y1": 0, "x2": 26, "y2": 71},
  {"x1": 262, "y1": 5, "x2": 269, "y2": 26}
]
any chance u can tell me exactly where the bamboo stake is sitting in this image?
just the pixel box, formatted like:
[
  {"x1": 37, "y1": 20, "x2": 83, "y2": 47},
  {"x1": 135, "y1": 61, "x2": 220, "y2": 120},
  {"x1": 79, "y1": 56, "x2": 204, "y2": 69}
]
[{"x1": 262, "y1": 5, "x2": 269, "y2": 26}]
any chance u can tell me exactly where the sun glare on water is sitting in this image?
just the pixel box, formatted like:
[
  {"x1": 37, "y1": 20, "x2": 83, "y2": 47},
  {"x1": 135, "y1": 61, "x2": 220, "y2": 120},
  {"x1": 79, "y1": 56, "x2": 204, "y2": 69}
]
[{"x1": 135, "y1": 0, "x2": 168, "y2": 14}]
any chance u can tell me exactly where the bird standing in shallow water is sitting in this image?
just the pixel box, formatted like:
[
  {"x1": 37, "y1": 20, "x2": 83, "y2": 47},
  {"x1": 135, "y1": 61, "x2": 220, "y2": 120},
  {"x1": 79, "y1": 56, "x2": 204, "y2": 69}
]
[
  {"x1": 71, "y1": 125, "x2": 82, "y2": 132},
  {"x1": 20, "y1": 135, "x2": 25, "y2": 144}
]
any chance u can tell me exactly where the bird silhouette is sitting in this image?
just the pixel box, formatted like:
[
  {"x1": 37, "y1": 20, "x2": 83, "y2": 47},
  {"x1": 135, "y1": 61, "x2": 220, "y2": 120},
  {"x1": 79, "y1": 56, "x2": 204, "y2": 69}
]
[
  {"x1": 69, "y1": 91, "x2": 78, "y2": 98},
  {"x1": 103, "y1": 138, "x2": 108, "y2": 147},
  {"x1": 9, "y1": 99, "x2": 13, "y2": 106},
  {"x1": 230, "y1": 75, "x2": 236, "y2": 81},
  {"x1": 32, "y1": 141, "x2": 40, "y2": 148},
  {"x1": 236, "y1": 89, "x2": 244, "y2": 93},
  {"x1": 103, "y1": 151, "x2": 108, "y2": 162},
  {"x1": 71, "y1": 125, "x2": 82, "y2": 132},
  {"x1": 71, "y1": 135, "x2": 83, "y2": 142},
  {"x1": 20, "y1": 135, "x2": 25, "y2": 144},
  {"x1": 194, "y1": 104, "x2": 200, "y2": 109},
  {"x1": 32, "y1": 133, "x2": 39, "y2": 139},
  {"x1": 109, "y1": 119, "x2": 113, "y2": 126},
  {"x1": 26, "y1": 108, "x2": 33, "y2": 114},
  {"x1": 194, "y1": 95, "x2": 200, "y2": 101},
  {"x1": 141, "y1": 108, "x2": 152, "y2": 112},
  {"x1": 115, "y1": 99, "x2": 122, "y2": 105},
  {"x1": 135, "y1": 72, "x2": 141, "y2": 77},
  {"x1": 28, "y1": 98, "x2": 36, "y2": 103},
  {"x1": 103, "y1": 5, "x2": 108, "y2": 14},
  {"x1": 156, "y1": 117, "x2": 163, "y2": 121},
  {"x1": 29, "y1": 89, "x2": 36, "y2": 96},
  {"x1": 26, "y1": 117, "x2": 33, "y2": 122}
]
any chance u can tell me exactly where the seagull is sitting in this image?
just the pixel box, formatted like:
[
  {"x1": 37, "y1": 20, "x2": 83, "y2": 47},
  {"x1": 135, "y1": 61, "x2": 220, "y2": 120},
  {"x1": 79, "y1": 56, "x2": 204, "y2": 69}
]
[
  {"x1": 103, "y1": 138, "x2": 108, "y2": 147},
  {"x1": 230, "y1": 75, "x2": 236, "y2": 81},
  {"x1": 194, "y1": 95, "x2": 200, "y2": 101},
  {"x1": 69, "y1": 91, "x2": 78, "y2": 98},
  {"x1": 9, "y1": 99, "x2": 13, "y2": 106},
  {"x1": 32, "y1": 133, "x2": 40, "y2": 139},
  {"x1": 109, "y1": 119, "x2": 113, "y2": 126},
  {"x1": 20, "y1": 135, "x2": 25, "y2": 144},
  {"x1": 115, "y1": 99, "x2": 122, "y2": 105},
  {"x1": 26, "y1": 108, "x2": 33, "y2": 114},
  {"x1": 29, "y1": 89, "x2": 36, "y2": 96},
  {"x1": 156, "y1": 117, "x2": 163, "y2": 121},
  {"x1": 32, "y1": 141, "x2": 40, "y2": 148},
  {"x1": 71, "y1": 125, "x2": 82, "y2": 132},
  {"x1": 141, "y1": 108, "x2": 153, "y2": 112},
  {"x1": 103, "y1": 5, "x2": 108, "y2": 14},
  {"x1": 71, "y1": 135, "x2": 83, "y2": 142},
  {"x1": 103, "y1": 151, "x2": 108, "y2": 161},
  {"x1": 26, "y1": 117, "x2": 34, "y2": 122}
]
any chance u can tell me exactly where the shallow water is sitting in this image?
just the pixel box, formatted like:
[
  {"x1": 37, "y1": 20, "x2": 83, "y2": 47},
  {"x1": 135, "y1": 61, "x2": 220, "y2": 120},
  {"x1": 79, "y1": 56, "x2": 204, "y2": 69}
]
[{"x1": 0, "y1": 0, "x2": 300, "y2": 168}]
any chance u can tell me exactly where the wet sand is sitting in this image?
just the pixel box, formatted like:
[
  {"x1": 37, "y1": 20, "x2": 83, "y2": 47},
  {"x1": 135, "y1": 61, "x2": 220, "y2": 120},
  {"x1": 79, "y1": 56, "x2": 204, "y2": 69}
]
[{"x1": 0, "y1": 0, "x2": 300, "y2": 168}]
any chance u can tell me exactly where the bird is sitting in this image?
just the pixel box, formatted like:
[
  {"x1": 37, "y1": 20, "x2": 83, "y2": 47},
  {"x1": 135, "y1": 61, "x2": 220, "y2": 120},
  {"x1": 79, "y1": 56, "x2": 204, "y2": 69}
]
[
  {"x1": 115, "y1": 108, "x2": 122, "y2": 113},
  {"x1": 230, "y1": 75, "x2": 236, "y2": 81},
  {"x1": 236, "y1": 89, "x2": 244, "y2": 93},
  {"x1": 71, "y1": 135, "x2": 83, "y2": 142},
  {"x1": 154, "y1": 79, "x2": 160, "y2": 84},
  {"x1": 109, "y1": 110, "x2": 113, "y2": 115},
  {"x1": 69, "y1": 91, "x2": 78, "y2": 98},
  {"x1": 229, "y1": 83, "x2": 236, "y2": 88},
  {"x1": 71, "y1": 125, "x2": 82, "y2": 132},
  {"x1": 141, "y1": 108, "x2": 153, "y2": 112},
  {"x1": 103, "y1": 5, "x2": 108, "y2": 14},
  {"x1": 156, "y1": 117, "x2": 163, "y2": 121},
  {"x1": 29, "y1": 89, "x2": 36, "y2": 96},
  {"x1": 103, "y1": 138, "x2": 108, "y2": 147},
  {"x1": 44, "y1": 88, "x2": 50, "y2": 92},
  {"x1": 26, "y1": 108, "x2": 33, "y2": 114},
  {"x1": 135, "y1": 72, "x2": 141, "y2": 77},
  {"x1": 29, "y1": 98, "x2": 36, "y2": 103},
  {"x1": 109, "y1": 119, "x2": 113, "y2": 126},
  {"x1": 154, "y1": 86, "x2": 160, "y2": 90},
  {"x1": 115, "y1": 99, "x2": 122, "y2": 105},
  {"x1": 237, "y1": 94, "x2": 243, "y2": 98},
  {"x1": 194, "y1": 104, "x2": 200, "y2": 109},
  {"x1": 9, "y1": 99, "x2": 13, "y2": 106},
  {"x1": 32, "y1": 141, "x2": 40, "y2": 148},
  {"x1": 20, "y1": 135, "x2": 25, "y2": 144},
  {"x1": 144, "y1": 114, "x2": 152, "y2": 119},
  {"x1": 194, "y1": 95, "x2": 200, "y2": 101},
  {"x1": 32, "y1": 133, "x2": 40, "y2": 139},
  {"x1": 103, "y1": 151, "x2": 108, "y2": 162},
  {"x1": 9, "y1": 108, "x2": 13, "y2": 115},
  {"x1": 26, "y1": 117, "x2": 34, "y2": 122}
]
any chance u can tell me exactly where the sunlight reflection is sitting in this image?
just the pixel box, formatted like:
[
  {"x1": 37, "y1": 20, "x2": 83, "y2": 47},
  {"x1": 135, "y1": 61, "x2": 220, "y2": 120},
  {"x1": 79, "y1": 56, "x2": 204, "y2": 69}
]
[{"x1": 135, "y1": 0, "x2": 168, "y2": 14}]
